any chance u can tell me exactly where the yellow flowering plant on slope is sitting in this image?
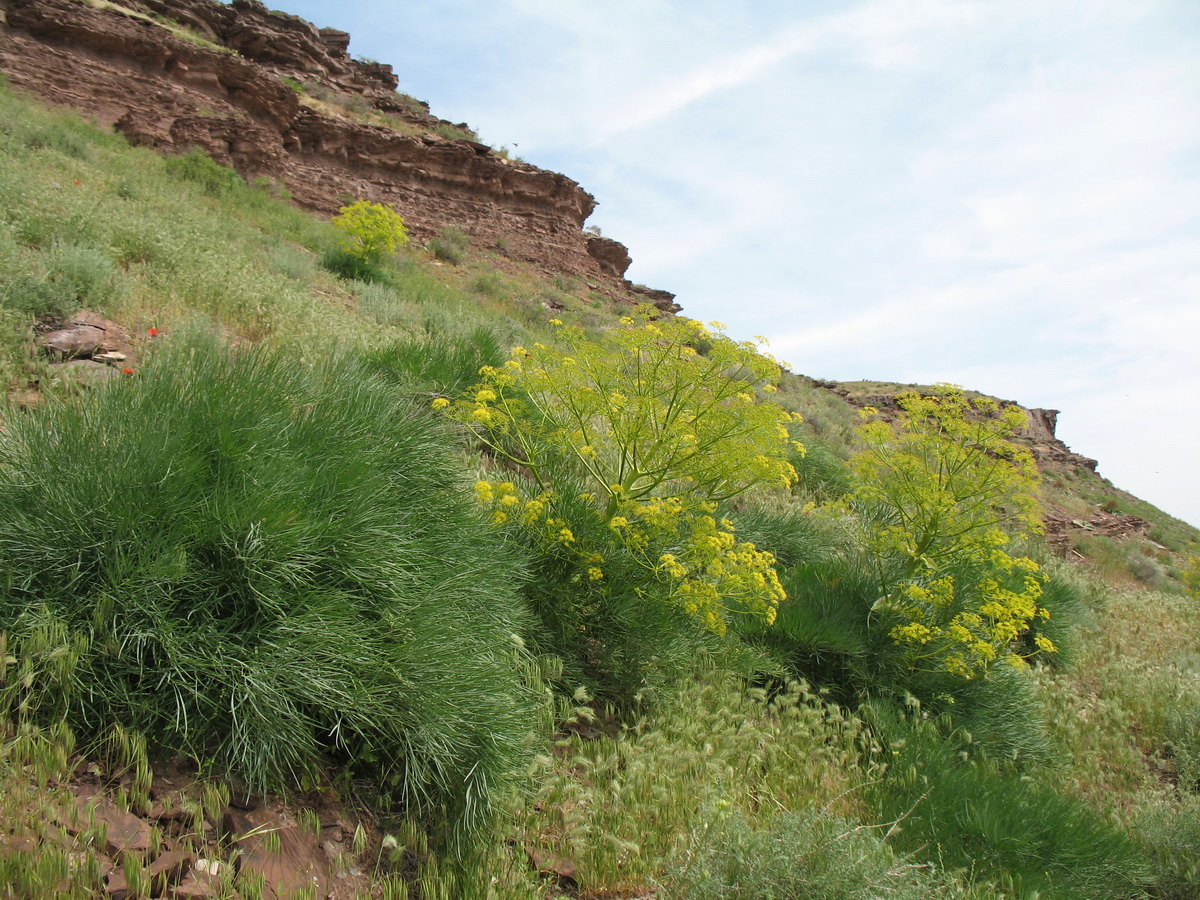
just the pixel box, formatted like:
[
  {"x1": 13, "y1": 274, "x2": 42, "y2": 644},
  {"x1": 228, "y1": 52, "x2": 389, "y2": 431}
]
[
  {"x1": 1182, "y1": 554, "x2": 1200, "y2": 600},
  {"x1": 849, "y1": 386, "x2": 1052, "y2": 677},
  {"x1": 443, "y1": 307, "x2": 798, "y2": 634},
  {"x1": 331, "y1": 199, "x2": 409, "y2": 263}
]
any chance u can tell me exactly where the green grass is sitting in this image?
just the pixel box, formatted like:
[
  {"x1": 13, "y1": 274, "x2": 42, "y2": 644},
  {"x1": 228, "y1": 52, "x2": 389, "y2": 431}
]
[
  {"x1": 509, "y1": 672, "x2": 869, "y2": 895},
  {"x1": 428, "y1": 226, "x2": 471, "y2": 264},
  {"x1": 662, "y1": 806, "x2": 1001, "y2": 900},
  {"x1": 871, "y1": 710, "x2": 1153, "y2": 900}
]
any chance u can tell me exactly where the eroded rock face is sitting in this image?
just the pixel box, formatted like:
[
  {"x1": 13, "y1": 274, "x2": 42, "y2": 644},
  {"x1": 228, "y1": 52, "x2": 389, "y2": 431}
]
[
  {"x1": 0, "y1": 0, "x2": 647, "y2": 286},
  {"x1": 585, "y1": 234, "x2": 632, "y2": 278}
]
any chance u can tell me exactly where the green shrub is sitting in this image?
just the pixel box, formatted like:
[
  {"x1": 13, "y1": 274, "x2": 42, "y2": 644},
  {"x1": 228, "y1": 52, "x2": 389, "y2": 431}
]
[
  {"x1": 365, "y1": 327, "x2": 502, "y2": 396},
  {"x1": 320, "y1": 245, "x2": 387, "y2": 281},
  {"x1": 745, "y1": 548, "x2": 902, "y2": 705},
  {"x1": 1014, "y1": 562, "x2": 1087, "y2": 669},
  {"x1": 20, "y1": 119, "x2": 97, "y2": 160},
  {"x1": 663, "y1": 807, "x2": 999, "y2": 900},
  {"x1": 726, "y1": 504, "x2": 839, "y2": 571},
  {"x1": 751, "y1": 548, "x2": 1061, "y2": 771},
  {"x1": 1135, "y1": 796, "x2": 1200, "y2": 899},
  {"x1": 872, "y1": 713, "x2": 1153, "y2": 900},
  {"x1": 945, "y1": 664, "x2": 1056, "y2": 770},
  {"x1": 428, "y1": 226, "x2": 470, "y2": 264},
  {"x1": 469, "y1": 273, "x2": 503, "y2": 296},
  {"x1": 1, "y1": 272, "x2": 77, "y2": 319},
  {"x1": 790, "y1": 440, "x2": 853, "y2": 501},
  {"x1": 432, "y1": 122, "x2": 477, "y2": 142},
  {"x1": 0, "y1": 242, "x2": 120, "y2": 319},
  {"x1": 44, "y1": 241, "x2": 122, "y2": 309},
  {"x1": 164, "y1": 148, "x2": 245, "y2": 197},
  {"x1": 444, "y1": 310, "x2": 796, "y2": 637},
  {"x1": 0, "y1": 334, "x2": 539, "y2": 854},
  {"x1": 848, "y1": 387, "x2": 1050, "y2": 678},
  {"x1": 332, "y1": 199, "x2": 408, "y2": 264},
  {"x1": 491, "y1": 470, "x2": 732, "y2": 703}
]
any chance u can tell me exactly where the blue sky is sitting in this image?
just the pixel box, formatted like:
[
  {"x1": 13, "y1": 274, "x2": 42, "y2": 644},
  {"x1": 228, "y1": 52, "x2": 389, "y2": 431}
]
[{"x1": 277, "y1": 0, "x2": 1199, "y2": 528}]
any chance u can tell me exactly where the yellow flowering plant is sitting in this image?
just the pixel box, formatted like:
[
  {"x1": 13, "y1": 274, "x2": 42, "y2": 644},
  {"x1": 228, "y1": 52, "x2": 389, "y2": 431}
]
[
  {"x1": 445, "y1": 308, "x2": 799, "y2": 633},
  {"x1": 447, "y1": 307, "x2": 799, "y2": 516},
  {"x1": 1182, "y1": 554, "x2": 1200, "y2": 600},
  {"x1": 847, "y1": 386, "x2": 1052, "y2": 677},
  {"x1": 331, "y1": 199, "x2": 409, "y2": 264}
]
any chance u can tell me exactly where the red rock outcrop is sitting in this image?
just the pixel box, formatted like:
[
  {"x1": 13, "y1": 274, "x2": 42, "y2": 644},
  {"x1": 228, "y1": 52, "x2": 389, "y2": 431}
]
[{"x1": 0, "y1": 0, "x2": 650, "y2": 288}]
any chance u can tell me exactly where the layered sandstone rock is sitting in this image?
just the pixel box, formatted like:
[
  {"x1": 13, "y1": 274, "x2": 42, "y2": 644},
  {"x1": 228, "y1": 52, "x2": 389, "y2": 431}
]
[{"x1": 0, "y1": 0, "x2": 652, "y2": 289}]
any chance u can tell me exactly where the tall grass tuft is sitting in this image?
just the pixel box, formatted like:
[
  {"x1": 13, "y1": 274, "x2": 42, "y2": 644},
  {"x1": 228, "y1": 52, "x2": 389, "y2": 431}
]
[
  {"x1": 365, "y1": 327, "x2": 503, "y2": 397},
  {"x1": 663, "y1": 806, "x2": 1001, "y2": 899},
  {"x1": 0, "y1": 332, "x2": 539, "y2": 853},
  {"x1": 871, "y1": 710, "x2": 1153, "y2": 900}
]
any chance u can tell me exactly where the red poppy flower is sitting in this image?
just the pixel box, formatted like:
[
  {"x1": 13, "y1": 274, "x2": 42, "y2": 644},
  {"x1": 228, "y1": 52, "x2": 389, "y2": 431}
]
[
  {"x1": 147, "y1": 328, "x2": 160, "y2": 337},
  {"x1": 121, "y1": 367, "x2": 136, "y2": 375}
]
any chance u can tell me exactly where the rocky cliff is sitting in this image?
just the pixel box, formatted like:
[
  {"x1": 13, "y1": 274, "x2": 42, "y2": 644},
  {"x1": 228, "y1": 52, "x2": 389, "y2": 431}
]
[{"x1": 0, "y1": 0, "x2": 676, "y2": 305}]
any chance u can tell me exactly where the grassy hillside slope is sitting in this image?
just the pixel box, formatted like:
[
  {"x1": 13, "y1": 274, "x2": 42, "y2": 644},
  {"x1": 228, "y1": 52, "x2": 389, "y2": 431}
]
[{"x1": 2, "y1": 81, "x2": 1199, "y2": 900}]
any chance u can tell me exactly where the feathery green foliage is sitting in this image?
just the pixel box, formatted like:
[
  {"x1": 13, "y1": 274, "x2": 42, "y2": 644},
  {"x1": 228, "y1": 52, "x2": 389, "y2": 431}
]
[
  {"x1": 366, "y1": 326, "x2": 503, "y2": 396},
  {"x1": 428, "y1": 225, "x2": 471, "y2": 264},
  {"x1": 871, "y1": 710, "x2": 1154, "y2": 900},
  {"x1": 332, "y1": 199, "x2": 409, "y2": 263},
  {"x1": 0, "y1": 333, "x2": 538, "y2": 852}
]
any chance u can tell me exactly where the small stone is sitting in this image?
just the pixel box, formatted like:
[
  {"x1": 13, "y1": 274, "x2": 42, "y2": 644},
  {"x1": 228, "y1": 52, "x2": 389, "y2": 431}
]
[
  {"x1": 71, "y1": 794, "x2": 153, "y2": 856},
  {"x1": 168, "y1": 874, "x2": 217, "y2": 899},
  {"x1": 526, "y1": 846, "x2": 578, "y2": 890},
  {"x1": 104, "y1": 868, "x2": 130, "y2": 900},
  {"x1": 148, "y1": 849, "x2": 194, "y2": 894},
  {"x1": 43, "y1": 325, "x2": 106, "y2": 359},
  {"x1": 193, "y1": 858, "x2": 228, "y2": 878}
]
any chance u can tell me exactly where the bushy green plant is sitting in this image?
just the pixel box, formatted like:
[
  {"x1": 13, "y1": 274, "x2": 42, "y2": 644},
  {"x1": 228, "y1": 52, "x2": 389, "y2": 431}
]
[
  {"x1": 443, "y1": 310, "x2": 797, "y2": 635},
  {"x1": 789, "y1": 439, "x2": 854, "y2": 501},
  {"x1": 476, "y1": 472, "x2": 736, "y2": 701},
  {"x1": 847, "y1": 387, "x2": 1051, "y2": 677},
  {"x1": 365, "y1": 326, "x2": 503, "y2": 396},
  {"x1": 871, "y1": 710, "x2": 1153, "y2": 900},
  {"x1": 427, "y1": 226, "x2": 470, "y2": 264},
  {"x1": 164, "y1": 148, "x2": 246, "y2": 197},
  {"x1": 332, "y1": 199, "x2": 409, "y2": 263},
  {"x1": 664, "y1": 806, "x2": 999, "y2": 900},
  {"x1": 469, "y1": 272, "x2": 504, "y2": 296},
  {"x1": 0, "y1": 334, "x2": 538, "y2": 853},
  {"x1": 747, "y1": 545, "x2": 1062, "y2": 769},
  {"x1": 1183, "y1": 553, "x2": 1200, "y2": 599}
]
